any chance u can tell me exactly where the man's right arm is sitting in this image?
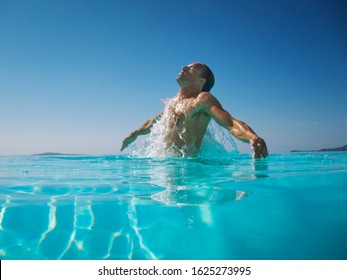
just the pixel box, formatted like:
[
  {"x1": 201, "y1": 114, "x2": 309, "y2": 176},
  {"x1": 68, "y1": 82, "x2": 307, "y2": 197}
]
[{"x1": 120, "y1": 112, "x2": 162, "y2": 151}]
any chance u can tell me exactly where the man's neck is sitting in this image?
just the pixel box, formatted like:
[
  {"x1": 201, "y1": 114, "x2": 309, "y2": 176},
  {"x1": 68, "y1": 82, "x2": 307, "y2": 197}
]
[{"x1": 178, "y1": 86, "x2": 201, "y2": 99}]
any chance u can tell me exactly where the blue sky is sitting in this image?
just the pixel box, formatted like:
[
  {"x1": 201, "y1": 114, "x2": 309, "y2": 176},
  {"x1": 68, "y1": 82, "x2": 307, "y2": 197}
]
[{"x1": 1, "y1": 0, "x2": 346, "y2": 155}]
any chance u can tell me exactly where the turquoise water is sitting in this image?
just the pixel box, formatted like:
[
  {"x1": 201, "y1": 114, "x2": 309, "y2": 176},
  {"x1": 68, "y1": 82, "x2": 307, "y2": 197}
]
[{"x1": 0, "y1": 152, "x2": 346, "y2": 260}]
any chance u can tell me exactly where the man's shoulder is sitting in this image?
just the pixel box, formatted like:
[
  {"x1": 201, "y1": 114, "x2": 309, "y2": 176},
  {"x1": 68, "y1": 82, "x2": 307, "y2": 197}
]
[
  {"x1": 198, "y1": 91, "x2": 219, "y2": 104},
  {"x1": 198, "y1": 91, "x2": 213, "y2": 99}
]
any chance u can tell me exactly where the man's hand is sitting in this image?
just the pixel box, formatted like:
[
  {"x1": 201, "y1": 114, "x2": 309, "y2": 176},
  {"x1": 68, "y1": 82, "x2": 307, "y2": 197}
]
[
  {"x1": 120, "y1": 133, "x2": 137, "y2": 151},
  {"x1": 250, "y1": 137, "x2": 268, "y2": 159}
]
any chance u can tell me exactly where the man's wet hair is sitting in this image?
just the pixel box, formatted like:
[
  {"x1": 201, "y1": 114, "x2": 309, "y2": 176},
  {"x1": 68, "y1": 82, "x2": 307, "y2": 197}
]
[{"x1": 199, "y1": 63, "x2": 215, "y2": 92}]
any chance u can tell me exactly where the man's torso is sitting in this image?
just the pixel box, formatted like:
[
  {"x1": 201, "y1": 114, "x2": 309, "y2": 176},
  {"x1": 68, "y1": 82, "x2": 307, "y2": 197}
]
[{"x1": 162, "y1": 92, "x2": 215, "y2": 155}]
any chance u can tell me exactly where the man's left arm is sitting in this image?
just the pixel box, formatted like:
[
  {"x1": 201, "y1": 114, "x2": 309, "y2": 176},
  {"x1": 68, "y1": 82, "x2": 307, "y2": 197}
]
[{"x1": 207, "y1": 103, "x2": 268, "y2": 159}]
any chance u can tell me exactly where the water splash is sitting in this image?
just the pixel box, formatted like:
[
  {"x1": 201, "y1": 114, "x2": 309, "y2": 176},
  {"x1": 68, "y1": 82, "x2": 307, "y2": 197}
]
[
  {"x1": 198, "y1": 120, "x2": 239, "y2": 159},
  {"x1": 131, "y1": 97, "x2": 239, "y2": 158},
  {"x1": 133, "y1": 98, "x2": 178, "y2": 157}
]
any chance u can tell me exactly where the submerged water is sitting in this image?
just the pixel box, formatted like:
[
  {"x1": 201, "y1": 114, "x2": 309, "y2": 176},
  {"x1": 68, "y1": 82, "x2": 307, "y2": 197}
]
[{"x1": 0, "y1": 151, "x2": 346, "y2": 260}]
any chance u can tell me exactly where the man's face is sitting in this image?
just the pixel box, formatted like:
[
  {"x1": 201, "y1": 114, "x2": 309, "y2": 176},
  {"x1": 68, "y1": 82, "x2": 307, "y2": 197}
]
[{"x1": 176, "y1": 63, "x2": 204, "y2": 84}]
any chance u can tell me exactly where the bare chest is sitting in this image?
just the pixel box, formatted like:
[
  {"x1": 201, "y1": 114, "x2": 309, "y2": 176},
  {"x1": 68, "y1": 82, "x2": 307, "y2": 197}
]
[
  {"x1": 165, "y1": 98, "x2": 209, "y2": 129},
  {"x1": 169, "y1": 98, "x2": 201, "y2": 118}
]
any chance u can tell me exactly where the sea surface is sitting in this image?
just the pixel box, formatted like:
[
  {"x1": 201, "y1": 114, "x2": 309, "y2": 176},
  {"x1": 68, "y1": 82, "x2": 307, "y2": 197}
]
[{"x1": 0, "y1": 152, "x2": 346, "y2": 260}]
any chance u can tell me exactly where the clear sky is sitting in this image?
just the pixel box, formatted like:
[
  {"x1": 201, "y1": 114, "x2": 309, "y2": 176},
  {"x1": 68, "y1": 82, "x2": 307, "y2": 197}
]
[{"x1": 1, "y1": 0, "x2": 346, "y2": 155}]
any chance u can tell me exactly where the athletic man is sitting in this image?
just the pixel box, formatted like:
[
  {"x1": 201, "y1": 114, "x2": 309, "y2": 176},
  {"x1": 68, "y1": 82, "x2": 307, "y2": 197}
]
[{"x1": 121, "y1": 62, "x2": 268, "y2": 159}]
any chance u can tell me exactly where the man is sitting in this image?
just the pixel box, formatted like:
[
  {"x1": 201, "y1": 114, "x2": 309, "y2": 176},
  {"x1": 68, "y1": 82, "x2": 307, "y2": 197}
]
[{"x1": 121, "y1": 62, "x2": 268, "y2": 159}]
